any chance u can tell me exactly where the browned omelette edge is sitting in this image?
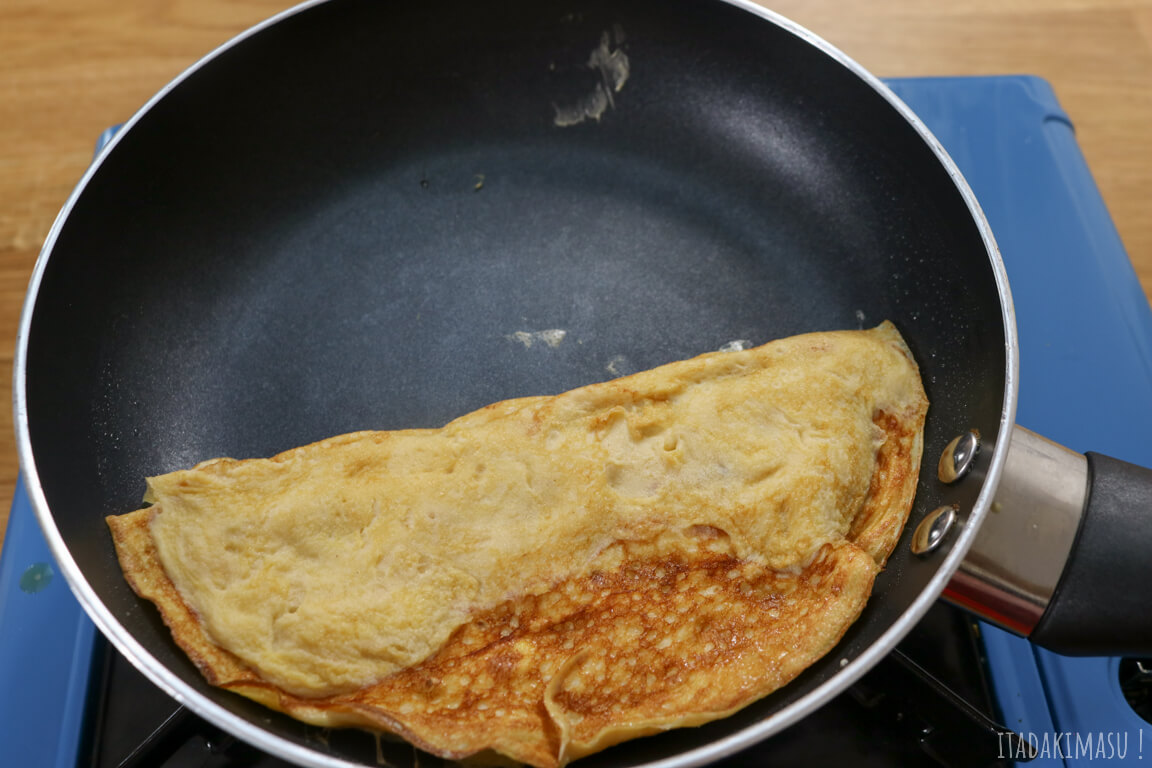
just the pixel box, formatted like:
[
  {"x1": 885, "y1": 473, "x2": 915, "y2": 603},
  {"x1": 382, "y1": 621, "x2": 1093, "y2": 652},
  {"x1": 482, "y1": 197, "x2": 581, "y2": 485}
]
[{"x1": 852, "y1": 407, "x2": 923, "y2": 567}]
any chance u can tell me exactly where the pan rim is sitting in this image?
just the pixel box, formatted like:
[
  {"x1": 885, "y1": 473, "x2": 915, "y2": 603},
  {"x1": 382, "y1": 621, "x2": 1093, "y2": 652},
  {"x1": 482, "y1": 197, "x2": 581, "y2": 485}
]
[{"x1": 12, "y1": 0, "x2": 1020, "y2": 766}]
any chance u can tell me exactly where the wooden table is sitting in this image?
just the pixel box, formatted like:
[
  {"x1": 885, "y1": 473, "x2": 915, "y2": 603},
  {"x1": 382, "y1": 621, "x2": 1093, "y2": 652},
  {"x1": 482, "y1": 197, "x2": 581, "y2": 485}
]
[{"x1": 3, "y1": 0, "x2": 1151, "y2": 548}]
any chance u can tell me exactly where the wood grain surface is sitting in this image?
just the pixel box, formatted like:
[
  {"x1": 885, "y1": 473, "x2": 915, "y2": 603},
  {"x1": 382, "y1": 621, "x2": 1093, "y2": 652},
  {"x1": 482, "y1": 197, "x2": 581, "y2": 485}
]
[{"x1": 3, "y1": 0, "x2": 1151, "y2": 548}]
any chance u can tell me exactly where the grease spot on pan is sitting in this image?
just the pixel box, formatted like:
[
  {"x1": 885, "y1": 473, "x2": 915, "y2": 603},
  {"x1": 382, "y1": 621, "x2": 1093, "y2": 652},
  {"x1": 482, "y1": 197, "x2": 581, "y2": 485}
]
[
  {"x1": 553, "y1": 26, "x2": 629, "y2": 127},
  {"x1": 606, "y1": 355, "x2": 631, "y2": 377},
  {"x1": 508, "y1": 329, "x2": 568, "y2": 349}
]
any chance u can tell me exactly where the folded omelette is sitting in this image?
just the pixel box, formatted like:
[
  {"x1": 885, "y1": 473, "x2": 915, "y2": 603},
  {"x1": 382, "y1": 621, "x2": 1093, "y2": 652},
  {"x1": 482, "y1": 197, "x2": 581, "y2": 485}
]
[{"x1": 107, "y1": 322, "x2": 928, "y2": 767}]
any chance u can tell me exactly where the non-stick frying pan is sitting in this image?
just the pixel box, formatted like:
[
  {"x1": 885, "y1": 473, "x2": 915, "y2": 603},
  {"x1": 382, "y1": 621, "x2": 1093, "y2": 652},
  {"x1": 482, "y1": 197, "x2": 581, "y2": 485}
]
[{"x1": 15, "y1": 0, "x2": 1152, "y2": 766}]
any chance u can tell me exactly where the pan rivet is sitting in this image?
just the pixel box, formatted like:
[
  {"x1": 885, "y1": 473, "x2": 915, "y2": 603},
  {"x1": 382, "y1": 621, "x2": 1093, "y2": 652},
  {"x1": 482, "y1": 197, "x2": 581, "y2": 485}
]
[
  {"x1": 938, "y1": 431, "x2": 980, "y2": 483},
  {"x1": 910, "y1": 505, "x2": 958, "y2": 556}
]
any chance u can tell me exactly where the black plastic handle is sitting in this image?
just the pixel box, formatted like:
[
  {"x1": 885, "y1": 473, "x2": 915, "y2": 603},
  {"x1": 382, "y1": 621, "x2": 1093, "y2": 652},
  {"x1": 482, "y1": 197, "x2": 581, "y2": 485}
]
[{"x1": 1030, "y1": 452, "x2": 1152, "y2": 656}]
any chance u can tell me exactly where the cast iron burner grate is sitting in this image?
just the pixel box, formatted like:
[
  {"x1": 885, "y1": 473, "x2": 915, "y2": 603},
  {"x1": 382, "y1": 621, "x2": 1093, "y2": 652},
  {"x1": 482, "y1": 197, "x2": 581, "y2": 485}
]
[
  {"x1": 1120, "y1": 659, "x2": 1152, "y2": 726},
  {"x1": 78, "y1": 602, "x2": 1028, "y2": 768}
]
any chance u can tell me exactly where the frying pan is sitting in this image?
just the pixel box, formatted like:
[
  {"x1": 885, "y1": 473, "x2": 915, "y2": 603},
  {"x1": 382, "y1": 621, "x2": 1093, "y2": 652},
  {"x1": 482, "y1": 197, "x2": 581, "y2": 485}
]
[{"x1": 14, "y1": 0, "x2": 1152, "y2": 766}]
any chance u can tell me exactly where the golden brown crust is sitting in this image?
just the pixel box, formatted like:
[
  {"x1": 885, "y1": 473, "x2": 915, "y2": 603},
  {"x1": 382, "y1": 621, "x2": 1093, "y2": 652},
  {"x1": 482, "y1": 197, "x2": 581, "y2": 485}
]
[
  {"x1": 108, "y1": 515, "x2": 878, "y2": 768},
  {"x1": 849, "y1": 409, "x2": 925, "y2": 567},
  {"x1": 106, "y1": 322, "x2": 928, "y2": 768}
]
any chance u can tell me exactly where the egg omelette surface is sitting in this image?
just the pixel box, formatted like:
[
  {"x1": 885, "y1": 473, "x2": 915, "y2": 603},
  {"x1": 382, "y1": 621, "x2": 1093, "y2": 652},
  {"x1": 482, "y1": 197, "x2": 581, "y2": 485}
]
[{"x1": 107, "y1": 322, "x2": 928, "y2": 767}]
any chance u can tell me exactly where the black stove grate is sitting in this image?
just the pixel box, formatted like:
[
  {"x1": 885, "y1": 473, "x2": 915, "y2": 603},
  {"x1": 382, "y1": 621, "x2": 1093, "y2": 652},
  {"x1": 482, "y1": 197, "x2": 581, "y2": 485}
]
[{"x1": 1120, "y1": 658, "x2": 1152, "y2": 726}]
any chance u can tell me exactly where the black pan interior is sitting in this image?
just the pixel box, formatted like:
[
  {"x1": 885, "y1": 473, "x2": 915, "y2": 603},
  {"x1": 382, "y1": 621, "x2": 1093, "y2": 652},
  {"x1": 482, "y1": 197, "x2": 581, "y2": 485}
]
[{"x1": 25, "y1": 0, "x2": 1006, "y2": 764}]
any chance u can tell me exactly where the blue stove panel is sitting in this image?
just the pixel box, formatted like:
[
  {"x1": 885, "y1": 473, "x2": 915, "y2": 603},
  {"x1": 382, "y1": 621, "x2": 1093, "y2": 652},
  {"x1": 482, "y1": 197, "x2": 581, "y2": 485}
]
[{"x1": 0, "y1": 479, "x2": 95, "y2": 767}]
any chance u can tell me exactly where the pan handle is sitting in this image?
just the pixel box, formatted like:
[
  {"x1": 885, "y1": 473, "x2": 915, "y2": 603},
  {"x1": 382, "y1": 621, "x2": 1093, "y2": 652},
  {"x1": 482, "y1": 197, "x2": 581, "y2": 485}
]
[
  {"x1": 943, "y1": 426, "x2": 1152, "y2": 656},
  {"x1": 1029, "y1": 451, "x2": 1152, "y2": 654}
]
